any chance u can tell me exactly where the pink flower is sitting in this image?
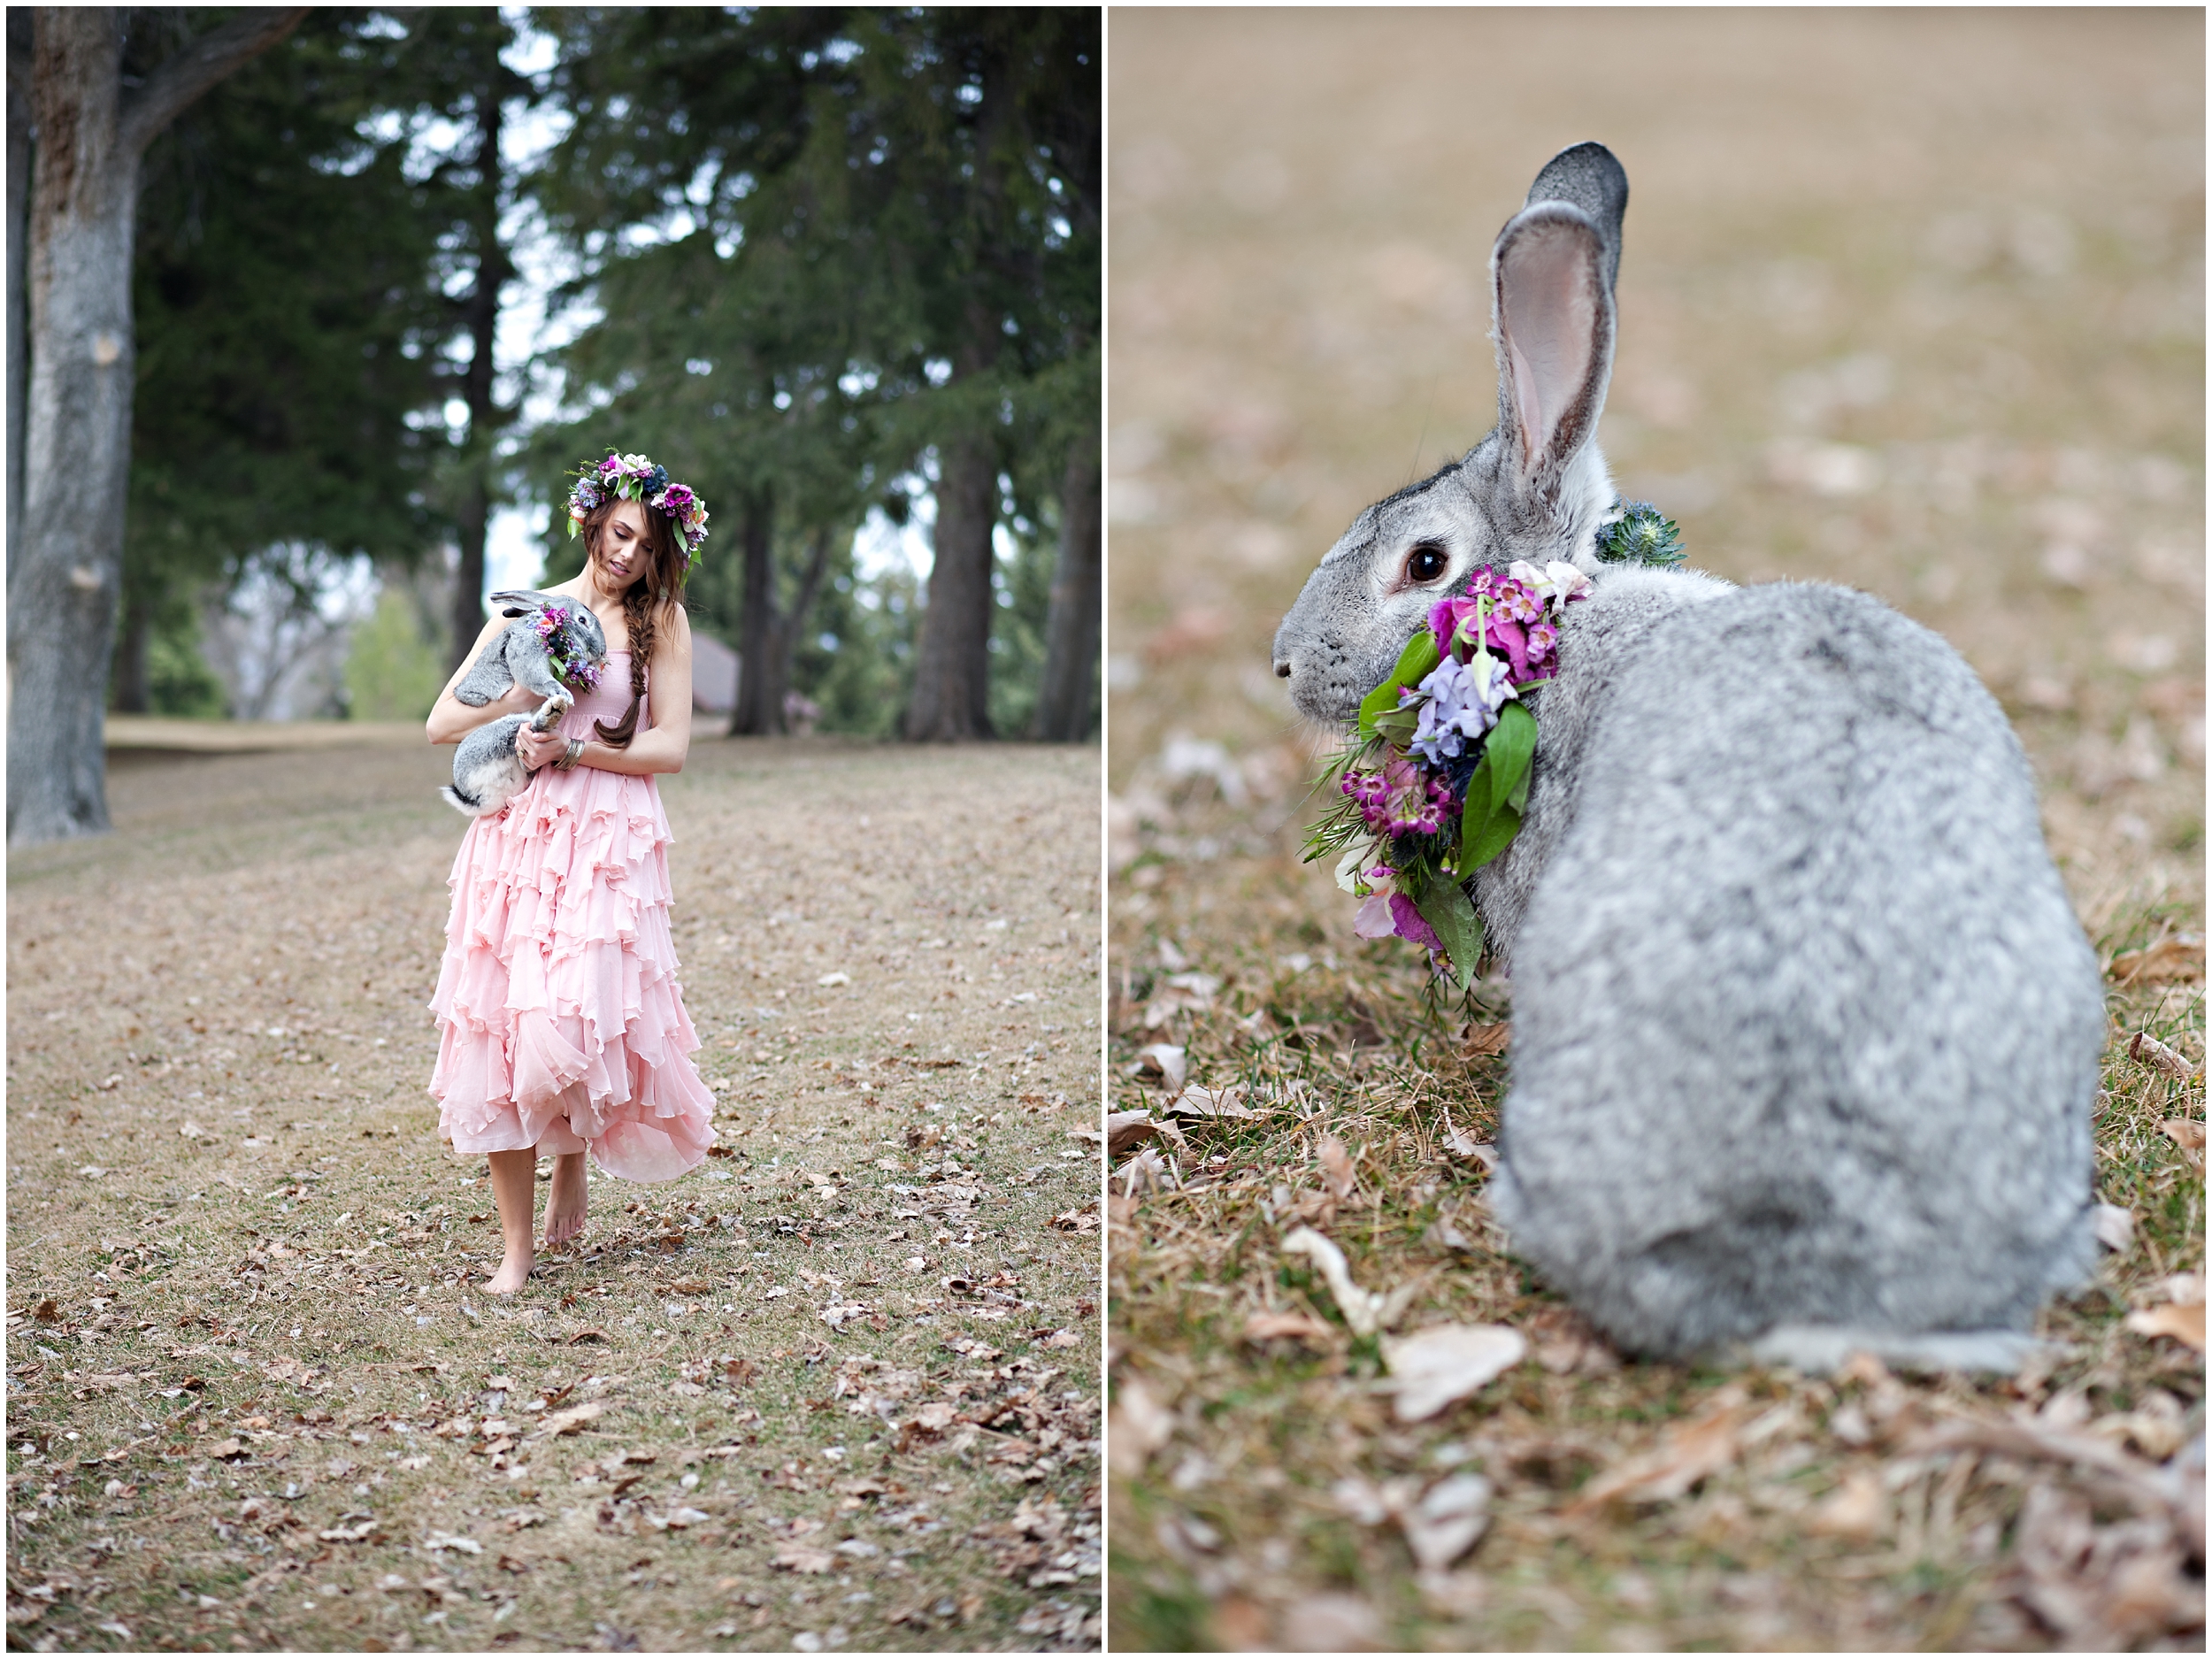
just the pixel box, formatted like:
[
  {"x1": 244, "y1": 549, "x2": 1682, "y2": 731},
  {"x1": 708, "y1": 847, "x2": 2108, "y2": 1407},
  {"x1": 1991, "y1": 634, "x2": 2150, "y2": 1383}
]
[{"x1": 1353, "y1": 894, "x2": 1397, "y2": 939}]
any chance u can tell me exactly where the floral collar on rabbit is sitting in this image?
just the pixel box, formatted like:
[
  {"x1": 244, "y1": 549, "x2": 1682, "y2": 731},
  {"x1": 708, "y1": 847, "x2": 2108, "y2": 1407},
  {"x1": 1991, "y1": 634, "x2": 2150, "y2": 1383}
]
[
  {"x1": 532, "y1": 603, "x2": 605, "y2": 693},
  {"x1": 1302, "y1": 500, "x2": 1686, "y2": 990},
  {"x1": 565, "y1": 449, "x2": 711, "y2": 565}
]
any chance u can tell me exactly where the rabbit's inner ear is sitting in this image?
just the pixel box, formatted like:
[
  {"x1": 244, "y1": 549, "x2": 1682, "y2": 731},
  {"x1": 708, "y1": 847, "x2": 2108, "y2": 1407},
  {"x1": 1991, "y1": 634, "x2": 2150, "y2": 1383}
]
[{"x1": 1497, "y1": 212, "x2": 1608, "y2": 481}]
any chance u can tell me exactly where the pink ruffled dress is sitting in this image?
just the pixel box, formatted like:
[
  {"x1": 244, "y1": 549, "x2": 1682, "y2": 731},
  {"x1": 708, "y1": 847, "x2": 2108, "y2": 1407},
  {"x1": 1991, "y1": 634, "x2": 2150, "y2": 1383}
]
[{"x1": 428, "y1": 652, "x2": 716, "y2": 1180}]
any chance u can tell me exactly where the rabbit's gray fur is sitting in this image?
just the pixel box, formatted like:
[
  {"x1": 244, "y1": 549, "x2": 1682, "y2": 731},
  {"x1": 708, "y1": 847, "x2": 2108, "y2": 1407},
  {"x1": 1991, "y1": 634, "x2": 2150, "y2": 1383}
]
[
  {"x1": 1271, "y1": 142, "x2": 2101, "y2": 1369},
  {"x1": 441, "y1": 590, "x2": 608, "y2": 818}
]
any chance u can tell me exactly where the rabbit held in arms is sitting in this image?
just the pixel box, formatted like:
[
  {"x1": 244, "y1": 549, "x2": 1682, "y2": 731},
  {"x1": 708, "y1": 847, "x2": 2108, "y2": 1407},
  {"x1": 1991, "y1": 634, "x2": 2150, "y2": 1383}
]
[
  {"x1": 1272, "y1": 142, "x2": 2101, "y2": 1372},
  {"x1": 442, "y1": 591, "x2": 609, "y2": 818}
]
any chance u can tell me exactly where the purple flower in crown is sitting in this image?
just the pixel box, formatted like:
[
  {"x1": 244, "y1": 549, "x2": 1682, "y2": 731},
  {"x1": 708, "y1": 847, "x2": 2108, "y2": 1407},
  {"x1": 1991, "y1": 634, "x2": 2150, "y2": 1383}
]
[{"x1": 661, "y1": 483, "x2": 695, "y2": 516}]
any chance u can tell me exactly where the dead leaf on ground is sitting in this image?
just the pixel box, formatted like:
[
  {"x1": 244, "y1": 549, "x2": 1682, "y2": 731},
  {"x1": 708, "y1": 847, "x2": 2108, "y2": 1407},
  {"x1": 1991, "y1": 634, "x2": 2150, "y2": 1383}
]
[
  {"x1": 2009, "y1": 1480, "x2": 2204, "y2": 1647},
  {"x1": 1280, "y1": 1226, "x2": 1397, "y2": 1337},
  {"x1": 1169, "y1": 1084, "x2": 1257, "y2": 1121},
  {"x1": 1805, "y1": 1469, "x2": 1888, "y2": 1538},
  {"x1": 770, "y1": 1547, "x2": 836, "y2": 1575},
  {"x1": 537, "y1": 1402, "x2": 603, "y2": 1437},
  {"x1": 2109, "y1": 937, "x2": 2205, "y2": 987},
  {"x1": 1108, "y1": 1376, "x2": 1173, "y2": 1478},
  {"x1": 1105, "y1": 1110, "x2": 1181, "y2": 1158},
  {"x1": 2129, "y1": 1030, "x2": 2199, "y2": 1079},
  {"x1": 2091, "y1": 1204, "x2": 2135, "y2": 1252},
  {"x1": 1568, "y1": 1389, "x2": 1752, "y2": 1513},
  {"x1": 1243, "y1": 1310, "x2": 1336, "y2": 1347},
  {"x1": 2159, "y1": 1118, "x2": 2205, "y2": 1154},
  {"x1": 1379, "y1": 1324, "x2": 1527, "y2": 1422},
  {"x1": 1459, "y1": 1021, "x2": 1511, "y2": 1057},
  {"x1": 1130, "y1": 1043, "x2": 1188, "y2": 1090},
  {"x1": 2125, "y1": 1301, "x2": 2206, "y2": 1351},
  {"x1": 1316, "y1": 1137, "x2": 1358, "y2": 1202},
  {"x1": 1274, "y1": 1592, "x2": 1384, "y2": 1652}
]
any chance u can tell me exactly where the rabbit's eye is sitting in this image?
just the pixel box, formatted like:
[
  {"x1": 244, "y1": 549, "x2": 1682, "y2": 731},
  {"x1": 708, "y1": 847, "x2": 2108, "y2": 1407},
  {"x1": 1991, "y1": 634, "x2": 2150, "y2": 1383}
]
[{"x1": 1405, "y1": 543, "x2": 1449, "y2": 583}]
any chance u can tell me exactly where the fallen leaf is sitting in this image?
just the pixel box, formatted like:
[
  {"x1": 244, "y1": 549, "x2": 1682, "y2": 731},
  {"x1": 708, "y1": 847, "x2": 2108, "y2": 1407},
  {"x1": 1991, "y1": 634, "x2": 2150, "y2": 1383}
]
[
  {"x1": 1379, "y1": 1324, "x2": 1526, "y2": 1423},
  {"x1": 2109, "y1": 937, "x2": 2205, "y2": 987},
  {"x1": 1243, "y1": 1310, "x2": 1336, "y2": 1346},
  {"x1": 2159, "y1": 1118, "x2": 2205, "y2": 1153},
  {"x1": 538, "y1": 1402, "x2": 603, "y2": 1437},
  {"x1": 423, "y1": 1532, "x2": 482, "y2": 1555},
  {"x1": 1169, "y1": 1084, "x2": 1256, "y2": 1120},
  {"x1": 771, "y1": 1547, "x2": 836, "y2": 1574},
  {"x1": 567, "y1": 1328, "x2": 610, "y2": 1346},
  {"x1": 2125, "y1": 1302, "x2": 2206, "y2": 1350},
  {"x1": 1569, "y1": 1390, "x2": 1752, "y2": 1513},
  {"x1": 1440, "y1": 1129, "x2": 1497, "y2": 1169},
  {"x1": 1805, "y1": 1469, "x2": 1888, "y2": 1538},
  {"x1": 1108, "y1": 1376, "x2": 1173, "y2": 1478},
  {"x1": 2129, "y1": 1030, "x2": 2198, "y2": 1079},
  {"x1": 1460, "y1": 1021, "x2": 1511, "y2": 1057},
  {"x1": 1317, "y1": 1137, "x2": 1358, "y2": 1202},
  {"x1": 1400, "y1": 1472, "x2": 1494, "y2": 1571},
  {"x1": 1275, "y1": 1592, "x2": 1383, "y2": 1652},
  {"x1": 816, "y1": 971, "x2": 851, "y2": 987},
  {"x1": 1129, "y1": 1043, "x2": 1187, "y2": 1090},
  {"x1": 2010, "y1": 1479, "x2": 2201, "y2": 1647},
  {"x1": 2092, "y1": 1204, "x2": 2135, "y2": 1252},
  {"x1": 1105, "y1": 1110, "x2": 1168, "y2": 1158}
]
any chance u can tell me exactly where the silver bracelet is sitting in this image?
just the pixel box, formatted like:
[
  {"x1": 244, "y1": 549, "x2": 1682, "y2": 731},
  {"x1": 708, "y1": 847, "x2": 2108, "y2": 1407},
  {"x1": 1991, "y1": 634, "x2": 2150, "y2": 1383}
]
[{"x1": 555, "y1": 738, "x2": 585, "y2": 772}]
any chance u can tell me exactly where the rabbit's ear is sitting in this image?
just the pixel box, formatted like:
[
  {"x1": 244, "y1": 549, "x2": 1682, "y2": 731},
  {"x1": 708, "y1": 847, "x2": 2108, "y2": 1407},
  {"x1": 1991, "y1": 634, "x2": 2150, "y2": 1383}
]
[
  {"x1": 1492, "y1": 142, "x2": 1626, "y2": 500},
  {"x1": 488, "y1": 589, "x2": 559, "y2": 617}
]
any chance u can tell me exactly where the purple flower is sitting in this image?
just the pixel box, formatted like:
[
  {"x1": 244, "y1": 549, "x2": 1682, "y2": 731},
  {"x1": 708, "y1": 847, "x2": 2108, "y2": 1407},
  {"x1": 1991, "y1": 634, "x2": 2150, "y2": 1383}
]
[
  {"x1": 1388, "y1": 895, "x2": 1443, "y2": 954},
  {"x1": 1409, "y1": 650, "x2": 1517, "y2": 762},
  {"x1": 661, "y1": 483, "x2": 695, "y2": 515},
  {"x1": 1497, "y1": 580, "x2": 1543, "y2": 625},
  {"x1": 1427, "y1": 595, "x2": 1483, "y2": 656},
  {"x1": 1525, "y1": 618, "x2": 1558, "y2": 662}
]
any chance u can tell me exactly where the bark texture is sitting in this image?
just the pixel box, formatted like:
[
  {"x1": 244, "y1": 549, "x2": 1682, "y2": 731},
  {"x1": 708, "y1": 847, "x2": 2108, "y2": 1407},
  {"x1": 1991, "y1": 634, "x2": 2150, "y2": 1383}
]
[
  {"x1": 902, "y1": 432, "x2": 1001, "y2": 741},
  {"x1": 7, "y1": 12, "x2": 32, "y2": 592},
  {"x1": 1032, "y1": 426, "x2": 1101, "y2": 741},
  {"x1": 6, "y1": 5, "x2": 302, "y2": 846}
]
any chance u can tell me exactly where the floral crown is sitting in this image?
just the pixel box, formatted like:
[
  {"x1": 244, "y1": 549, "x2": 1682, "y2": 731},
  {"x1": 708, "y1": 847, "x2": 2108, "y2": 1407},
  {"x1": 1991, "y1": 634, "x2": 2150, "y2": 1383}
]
[{"x1": 565, "y1": 449, "x2": 710, "y2": 566}]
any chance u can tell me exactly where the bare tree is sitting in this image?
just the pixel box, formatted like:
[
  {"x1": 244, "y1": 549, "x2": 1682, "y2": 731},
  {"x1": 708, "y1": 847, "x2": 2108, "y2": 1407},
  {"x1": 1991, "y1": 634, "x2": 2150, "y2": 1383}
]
[
  {"x1": 6, "y1": 6, "x2": 304, "y2": 847},
  {"x1": 730, "y1": 493, "x2": 833, "y2": 738}
]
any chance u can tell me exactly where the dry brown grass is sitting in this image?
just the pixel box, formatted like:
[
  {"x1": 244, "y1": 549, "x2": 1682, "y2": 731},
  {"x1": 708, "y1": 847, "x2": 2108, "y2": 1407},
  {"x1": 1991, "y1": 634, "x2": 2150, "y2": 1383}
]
[
  {"x1": 6, "y1": 736, "x2": 1102, "y2": 1652},
  {"x1": 1106, "y1": 9, "x2": 2201, "y2": 1650}
]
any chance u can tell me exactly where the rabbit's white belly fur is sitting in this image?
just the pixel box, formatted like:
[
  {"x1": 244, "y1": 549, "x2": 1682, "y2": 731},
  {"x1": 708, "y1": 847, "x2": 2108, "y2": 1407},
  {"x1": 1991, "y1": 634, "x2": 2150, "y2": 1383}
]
[{"x1": 1488, "y1": 580, "x2": 2101, "y2": 1360}]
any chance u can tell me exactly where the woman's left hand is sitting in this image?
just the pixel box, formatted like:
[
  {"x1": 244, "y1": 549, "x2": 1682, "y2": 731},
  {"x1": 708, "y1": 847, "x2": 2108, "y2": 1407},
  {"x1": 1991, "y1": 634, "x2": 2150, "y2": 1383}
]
[{"x1": 517, "y1": 725, "x2": 570, "y2": 772}]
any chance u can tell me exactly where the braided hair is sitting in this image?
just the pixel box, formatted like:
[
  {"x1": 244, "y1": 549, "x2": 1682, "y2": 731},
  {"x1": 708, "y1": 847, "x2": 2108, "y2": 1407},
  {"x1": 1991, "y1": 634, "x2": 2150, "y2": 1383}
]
[{"x1": 580, "y1": 497, "x2": 688, "y2": 746}]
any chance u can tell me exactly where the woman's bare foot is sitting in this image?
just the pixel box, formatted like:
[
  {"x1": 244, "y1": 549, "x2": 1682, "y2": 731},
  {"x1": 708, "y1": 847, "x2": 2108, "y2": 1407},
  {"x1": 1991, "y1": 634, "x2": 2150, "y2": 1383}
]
[
  {"x1": 486, "y1": 1247, "x2": 533, "y2": 1295},
  {"x1": 543, "y1": 1152, "x2": 588, "y2": 1248},
  {"x1": 485, "y1": 1147, "x2": 540, "y2": 1295}
]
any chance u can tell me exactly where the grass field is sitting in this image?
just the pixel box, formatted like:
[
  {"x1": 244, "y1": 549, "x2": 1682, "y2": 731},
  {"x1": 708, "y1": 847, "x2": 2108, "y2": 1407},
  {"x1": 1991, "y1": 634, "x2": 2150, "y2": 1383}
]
[
  {"x1": 1105, "y1": 10, "x2": 2203, "y2": 1650},
  {"x1": 6, "y1": 736, "x2": 1102, "y2": 1652}
]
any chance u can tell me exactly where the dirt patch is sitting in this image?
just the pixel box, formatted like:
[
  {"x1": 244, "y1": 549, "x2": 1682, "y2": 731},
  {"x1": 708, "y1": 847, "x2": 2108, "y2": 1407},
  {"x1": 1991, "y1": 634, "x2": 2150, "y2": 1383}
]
[
  {"x1": 1106, "y1": 10, "x2": 2201, "y2": 1651},
  {"x1": 7, "y1": 737, "x2": 1102, "y2": 1652}
]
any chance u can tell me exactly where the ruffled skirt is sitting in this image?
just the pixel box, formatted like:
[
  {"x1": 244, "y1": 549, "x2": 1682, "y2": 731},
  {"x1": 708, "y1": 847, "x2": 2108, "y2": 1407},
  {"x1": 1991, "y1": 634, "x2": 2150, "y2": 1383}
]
[{"x1": 427, "y1": 764, "x2": 716, "y2": 1181}]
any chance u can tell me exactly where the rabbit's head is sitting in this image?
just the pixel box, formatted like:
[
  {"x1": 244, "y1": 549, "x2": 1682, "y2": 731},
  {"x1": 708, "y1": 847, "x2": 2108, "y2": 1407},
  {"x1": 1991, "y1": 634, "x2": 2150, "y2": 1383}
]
[
  {"x1": 491, "y1": 589, "x2": 608, "y2": 661},
  {"x1": 1273, "y1": 142, "x2": 1629, "y2": 726}
]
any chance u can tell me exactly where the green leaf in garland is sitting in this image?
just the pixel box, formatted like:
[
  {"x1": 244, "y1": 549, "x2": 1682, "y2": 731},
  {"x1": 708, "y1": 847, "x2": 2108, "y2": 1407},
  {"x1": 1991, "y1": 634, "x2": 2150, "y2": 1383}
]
[
  {"x1": 1413, "y1": 872, "x2": 1485, "y2": 992},
  {"x1": 1461, "y1": 802, "x2": 1522, "y2": 871},
  {"x1": 1357, "y1": 630, "x2": 1443, "y2": 738},
  {"x1": 1485, "y1": 701, "x2": 1538, "y2": 815}
]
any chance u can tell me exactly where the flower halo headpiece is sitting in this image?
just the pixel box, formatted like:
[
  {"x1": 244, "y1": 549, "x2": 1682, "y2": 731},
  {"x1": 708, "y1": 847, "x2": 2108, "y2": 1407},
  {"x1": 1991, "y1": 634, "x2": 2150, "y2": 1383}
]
[
  {"x1": 1301, "y1": 500, "x2": 1687, "y2": 995},
  {"x1": 565, "y1": 449, "x2": 710, "y2": 568}
]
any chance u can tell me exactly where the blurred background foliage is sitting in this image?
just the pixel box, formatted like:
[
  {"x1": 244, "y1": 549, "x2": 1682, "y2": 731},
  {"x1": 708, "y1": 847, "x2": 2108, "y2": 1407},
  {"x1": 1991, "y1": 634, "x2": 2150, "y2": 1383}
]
[{"x1": 104, "y1": 4, "x2": 1099, "y2": 740}]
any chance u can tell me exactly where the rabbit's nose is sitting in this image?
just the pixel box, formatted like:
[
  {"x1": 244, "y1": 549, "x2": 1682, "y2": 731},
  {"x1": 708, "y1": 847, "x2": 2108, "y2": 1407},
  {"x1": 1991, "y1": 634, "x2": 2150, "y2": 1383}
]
[{"x1": 1274, "y1": 660, "x2": 1292, "y2": 679}]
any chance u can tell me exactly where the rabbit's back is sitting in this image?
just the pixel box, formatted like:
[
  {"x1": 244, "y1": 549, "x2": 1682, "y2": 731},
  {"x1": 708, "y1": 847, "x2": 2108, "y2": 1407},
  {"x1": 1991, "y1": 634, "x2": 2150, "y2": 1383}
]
[{"x1": 1490, "y1": 581, "x2": 2101, "y2": 1357}]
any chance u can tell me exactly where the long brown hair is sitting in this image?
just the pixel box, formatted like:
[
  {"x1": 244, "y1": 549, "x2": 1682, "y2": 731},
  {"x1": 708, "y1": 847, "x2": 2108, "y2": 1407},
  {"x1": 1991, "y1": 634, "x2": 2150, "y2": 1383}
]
[{"x1": 580, "y1": 496, "x2": 688, "y2": 746}]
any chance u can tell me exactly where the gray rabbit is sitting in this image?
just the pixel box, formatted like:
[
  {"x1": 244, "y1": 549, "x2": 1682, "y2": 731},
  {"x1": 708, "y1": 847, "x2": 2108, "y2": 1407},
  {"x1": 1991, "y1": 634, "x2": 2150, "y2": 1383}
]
[
  {"x1": 441, "y1": 590, "x2": 608, "y2": 818},
  {"x1": 1272, "y1": 143, "x2": 2101, "y2": 1372}
]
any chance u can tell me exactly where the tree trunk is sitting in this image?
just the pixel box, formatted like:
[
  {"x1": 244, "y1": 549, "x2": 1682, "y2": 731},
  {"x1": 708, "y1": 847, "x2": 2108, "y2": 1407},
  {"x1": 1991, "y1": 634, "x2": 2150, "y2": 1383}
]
[
  {"x1": 111, "y1": 586, "x2": 152, "y2": 712},
  {"x1": 6, "y1": 11, "x2": 32, "y2": 593},
  {"x1": 9, "y1": 11, "x2": 135, "y2": 843},
  {"x1": 6, "y1": 4, "x2": 302, "y2": 846},
  {"x1": 902, "y1": 430, "x2": 999, "y2": 741},
  {"x1": 448, "y1": 23, "x2": 507, "y2": 670},
  {"x1": 1032, "y1": 425, "x2": 1100, "y2": 741},
  {"x1": 449, "y1": 468, "x2": 488, "y2": 672},
  {"x1": 730, "y1": 485, "x2": 782, "y2": 735}
]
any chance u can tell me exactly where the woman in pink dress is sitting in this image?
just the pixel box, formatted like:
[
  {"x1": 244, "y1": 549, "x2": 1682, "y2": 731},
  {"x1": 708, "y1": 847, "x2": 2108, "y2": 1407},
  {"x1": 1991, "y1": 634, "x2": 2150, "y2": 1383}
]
[{"x1": 426, "y1": 452, "x2": 718, "y2": 1294}]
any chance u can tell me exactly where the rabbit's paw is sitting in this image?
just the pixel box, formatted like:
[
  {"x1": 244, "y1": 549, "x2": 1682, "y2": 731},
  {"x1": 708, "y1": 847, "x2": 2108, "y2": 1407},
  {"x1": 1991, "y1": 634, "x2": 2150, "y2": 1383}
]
[
  {"x1": 530, "y1": 693, "x2": 572, "y2": 732},
  {"x1": 1745, "y1": 1324, "x2": 2055, "y2": 1378}
]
